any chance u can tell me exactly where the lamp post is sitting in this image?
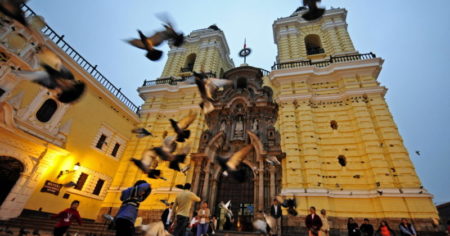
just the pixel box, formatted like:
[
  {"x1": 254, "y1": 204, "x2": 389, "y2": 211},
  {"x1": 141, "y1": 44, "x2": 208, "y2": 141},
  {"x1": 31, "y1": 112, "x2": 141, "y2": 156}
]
[{"x1": 57, "y1": 162, "x2": 80, "y2": 179}]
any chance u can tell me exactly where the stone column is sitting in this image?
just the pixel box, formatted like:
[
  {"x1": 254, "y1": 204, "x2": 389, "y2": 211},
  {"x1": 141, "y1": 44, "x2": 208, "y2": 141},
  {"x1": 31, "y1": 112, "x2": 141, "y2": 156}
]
[
  {"x1": 190, "y1": 153, "x2": 206, "y2": 195},
  {"x1": 258, "y1": 160, "x2": 264, "y2": 211},
  {"x1": 201, "y1": 161, "x2": 211, "y2": 200},
  {"x1": 269, "y1": 165, "x2": 276, "y2": 199}
]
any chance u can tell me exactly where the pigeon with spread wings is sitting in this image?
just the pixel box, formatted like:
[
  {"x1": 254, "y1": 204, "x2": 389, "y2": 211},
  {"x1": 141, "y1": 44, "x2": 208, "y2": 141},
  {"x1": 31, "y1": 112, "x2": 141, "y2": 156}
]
[
  {"x1": 219, "y1": 200, "x2": 233, "y2": 218},
  {"x1": 127, "y1": 30, "x2": 164, "y2": 61},
  {"x1": 132, "y1": 128, "x2": 153, "y2": 138},
  {"x1": 216, "y1": 144, "x2": 253, "y2": 182},
  {"x1": 127, "y1": 17, "x2": 184, "y2": 61},
  {"x1": 169, "y1": 113, "x2": 196, "y2": 142},
  {"x1": 302, "y1": 0, "x2": 325, "y2": 21},
  {"x1": 130, "y1": 150, "x2": 166, "y2": 180},
  {"x1": 153, "y1": 143, "x2": 190, "y2": 172},
  {"x1": 0, "y1": 0, "x2": 28, "y2": 26},
  {"x1": 193, "y1": 71, "x2": 232, "y2": 114},
  {"x1": 12, "y1": 47, "x2": 86, "y2": 103}
]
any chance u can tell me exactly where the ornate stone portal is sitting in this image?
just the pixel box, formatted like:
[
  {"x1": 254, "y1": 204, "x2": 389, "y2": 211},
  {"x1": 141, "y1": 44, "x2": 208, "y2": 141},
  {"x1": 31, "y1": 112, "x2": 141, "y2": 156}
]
[{"x1": 190, "y1": 66, "x2": 284, "y2": 229}]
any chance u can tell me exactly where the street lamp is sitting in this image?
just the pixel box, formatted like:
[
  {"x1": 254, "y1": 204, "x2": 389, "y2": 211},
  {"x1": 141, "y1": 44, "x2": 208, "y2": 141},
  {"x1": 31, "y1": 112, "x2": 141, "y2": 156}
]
[{"x1": 57, "y1": 162, "x2": 80, "y2": 179}]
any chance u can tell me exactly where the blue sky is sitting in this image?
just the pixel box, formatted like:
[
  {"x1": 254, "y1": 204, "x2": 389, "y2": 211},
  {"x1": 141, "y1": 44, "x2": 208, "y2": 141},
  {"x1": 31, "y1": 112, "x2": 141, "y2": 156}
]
[{"x1": 28, "y1": 1, "x2": 450, "y2": 204}]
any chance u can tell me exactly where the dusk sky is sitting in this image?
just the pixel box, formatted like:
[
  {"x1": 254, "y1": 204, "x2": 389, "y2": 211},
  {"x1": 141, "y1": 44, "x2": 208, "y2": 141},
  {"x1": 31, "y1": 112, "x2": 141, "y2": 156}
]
[{"x1": 28, "y1": 1, "x2": 450, "y2": 204}]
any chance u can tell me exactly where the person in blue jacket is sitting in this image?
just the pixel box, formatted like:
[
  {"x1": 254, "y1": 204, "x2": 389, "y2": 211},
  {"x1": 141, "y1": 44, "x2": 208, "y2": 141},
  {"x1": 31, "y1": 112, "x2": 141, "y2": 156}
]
[{"x1": 114, "y1": 180, "x2": 151, "y2": 236}]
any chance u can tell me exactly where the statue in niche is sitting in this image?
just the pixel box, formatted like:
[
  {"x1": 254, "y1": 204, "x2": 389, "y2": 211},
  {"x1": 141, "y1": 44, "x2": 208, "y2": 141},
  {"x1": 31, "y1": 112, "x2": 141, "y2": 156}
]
[
  {"x1": 220, "y1": 120, "x2": 226, "y2": 131},
  {"x1": 234, "y1": 116, "x2": 244, "y2": 137},
  {"x1": 252, "y1": 119, "x2": 258, "y2": 131}
]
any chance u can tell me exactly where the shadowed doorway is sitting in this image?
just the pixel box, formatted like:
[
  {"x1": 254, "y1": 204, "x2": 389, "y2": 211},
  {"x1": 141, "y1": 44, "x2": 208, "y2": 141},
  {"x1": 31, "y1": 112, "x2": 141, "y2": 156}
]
[
  {"x1": 215, "y1": 164, "x2": 254, "y2": 232},
  {"x1": 0, "y1": 156, "x2": 24, "y2": 207}
]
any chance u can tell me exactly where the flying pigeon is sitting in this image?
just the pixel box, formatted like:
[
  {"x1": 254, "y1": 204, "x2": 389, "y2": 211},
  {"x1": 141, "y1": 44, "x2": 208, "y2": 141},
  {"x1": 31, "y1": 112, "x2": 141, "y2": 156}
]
[
  {"x1": 127, "y1": 30, "x2": 164, "y2": 61},
  {"x1": 266, "y1": 155, "x2": 280, "y2": 166},
  {"x1": 12, "y1": 47, "x2": 86, "y2": 103},
  {"x1": 217, "y1": 145, "x2": 253, "y2": 171},
  {"x1": 263, "y1": 213, "x2": 276, "y2": 232},
  {"x1": 160, "y1": 199, "x2": 170, "y2": 207},
  {"x1": 139, "y1": 221, "x2": 170, "y2": 236},
  {"x1": 253, "y1": 219, "x2": 270, "y2": 235},
  {"x1": 169, "y1": 113, "x2": 196, "y2": 142},
  {"x1": 131, "y1": 128, "x2": 153, "y2": 138},
  {"x1": 130, "y1": 149, "x2": 158, "y2": 173},
  {"x1": 153, "y1": 143, "x2": 190, "y2": 171},
  {"x1": 216, "y1": 145, "x2": 253, "y2": 182},
  {"x1": 130, "y1": 150, "x2": 165, "y2": 180},
  {"x1": 180, "y1": 165, "x2": 190, "y2": 175},
  {"x1": 415, "y1": 150, "x2": 421, "y2": 156},
  {"x1": 302, "y1": 0, "x2": 325, "y2": 21},
  {"x1": 193, "y1": 71, "x2": 232, "y2": 114},
  {"x1": 127, "y1": 17, "x2": 184, "y2": 61},
  {"x1": 63, "y1": 181, "x2": 77, "y2": 188},
  {"x1": 102, "y1": 214, "x2": 114, "y2": 222},
  {"x1": 219, "y1": 200, "x2": 233, "y2": 218},
  {"x1": 0, "y1": 0, "x2": 28, "y2": 26},
  {"x1": 175, "y1": 184, "x2": 185, "y2": 190}
]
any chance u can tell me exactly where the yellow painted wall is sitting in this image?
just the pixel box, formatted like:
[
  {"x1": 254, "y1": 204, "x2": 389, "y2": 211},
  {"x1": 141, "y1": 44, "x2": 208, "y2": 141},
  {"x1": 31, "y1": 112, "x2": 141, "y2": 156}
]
[
  {"x1": 0, "y1": 18, "x2": 139, "y2": 220},
  {"x1": 270, "y1": 63, "x2": 437, "y2": 219}
]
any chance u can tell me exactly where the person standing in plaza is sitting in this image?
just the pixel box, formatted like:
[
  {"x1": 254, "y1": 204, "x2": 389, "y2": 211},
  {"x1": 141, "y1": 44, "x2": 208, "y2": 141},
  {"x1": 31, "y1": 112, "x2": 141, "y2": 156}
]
[
  {"x1": 319, "y1": 209, "x2": 330, "y2": 236},
  {"x1": 305, "y1": 206, "x2": 322, "y2": 236},
  {"x1": 114, "y1": 180, "x2": 151, "y2": 236},
  {"x1": 270, "y1": 198, "x2": 282, "y2": 236},
  {"x1": 347, "y1": 218, "x2": 360, "y2": 236},
  {"x1": 161, "y1": 202, "x2": 174, "y2": 230},
  {"x1": 399, "y1": 218, "x2": 416, "y2": 236},
  {"x1": 52, "y1": 200, "x2": 82, "y2": 236},
  {"x1": 360, "y1": 218, "x2": 374, "y2": 236},
  {"x1": 196, "y1": 201, "x2": 211, "y2": 236},
  {"x1": 172, "y1": 183, "x2": 201, "y2": 236}
]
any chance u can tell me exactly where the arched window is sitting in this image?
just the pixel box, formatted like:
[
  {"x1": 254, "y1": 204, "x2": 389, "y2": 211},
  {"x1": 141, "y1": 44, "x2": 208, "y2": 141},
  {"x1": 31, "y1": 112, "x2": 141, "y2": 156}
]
[
  {"x1": 182, "y1": 53, "x2": 196, "y2": 72},
  {"x1": 305, "y1": 34, "x2": 324, "y2": 55},
  {"x1": 36, "y1": 99, "x2": 58, "y2": 122},
  {"x1": 236, "y1": 77, "x2": 247, "y2": 89}
]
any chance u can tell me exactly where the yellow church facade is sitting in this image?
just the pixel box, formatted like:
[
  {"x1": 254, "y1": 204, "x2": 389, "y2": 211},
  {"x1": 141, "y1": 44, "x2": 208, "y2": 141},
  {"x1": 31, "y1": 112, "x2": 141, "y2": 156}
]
[{"x1": 0, "y1": 4, "x2": 439, "y2": 233}]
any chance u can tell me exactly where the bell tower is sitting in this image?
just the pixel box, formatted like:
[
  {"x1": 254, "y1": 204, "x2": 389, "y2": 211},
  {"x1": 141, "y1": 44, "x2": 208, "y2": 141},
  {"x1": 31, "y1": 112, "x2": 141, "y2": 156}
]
[
  {"x1": 273, "y1": 7, "x2": 355, "y2": 62},
  {"x1": 160, "y1": 25, "x2": 234, "y2": 79},
  {"x1": 270, "y1": 7, "x2": 438, "y2": 233}
]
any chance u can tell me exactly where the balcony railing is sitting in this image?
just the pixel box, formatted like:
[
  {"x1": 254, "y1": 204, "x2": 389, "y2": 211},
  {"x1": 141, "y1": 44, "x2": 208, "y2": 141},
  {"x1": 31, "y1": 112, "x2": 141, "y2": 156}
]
[
  {"x1": 143, "y1": 72, "x2": 217, "y2": 87},
  {"x1": 21, "y1": 4, "x2": 139, "y2": 113},
  {"x1": 271, "y1": 52, "x2": 376, "y2": 70}
]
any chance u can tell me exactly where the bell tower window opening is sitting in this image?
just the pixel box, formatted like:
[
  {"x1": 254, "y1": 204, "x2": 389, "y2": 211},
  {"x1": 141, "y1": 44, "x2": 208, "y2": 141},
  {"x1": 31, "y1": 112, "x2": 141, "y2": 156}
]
[
  {"x1": 182, "y1": 53, "x2": 197, "y2": 72},
  {"x1": 305, "y1": 34, "x2": 324, "y2": 55}
]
